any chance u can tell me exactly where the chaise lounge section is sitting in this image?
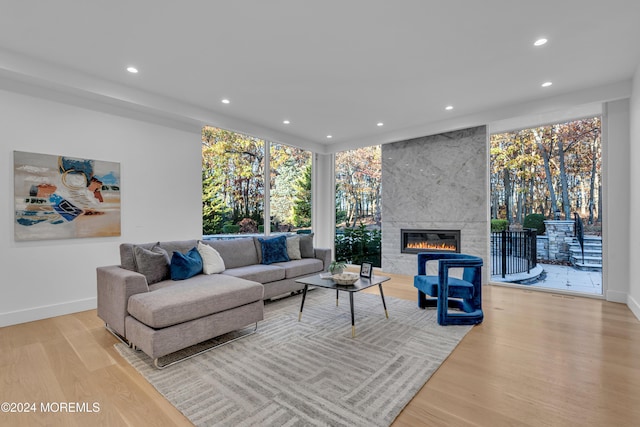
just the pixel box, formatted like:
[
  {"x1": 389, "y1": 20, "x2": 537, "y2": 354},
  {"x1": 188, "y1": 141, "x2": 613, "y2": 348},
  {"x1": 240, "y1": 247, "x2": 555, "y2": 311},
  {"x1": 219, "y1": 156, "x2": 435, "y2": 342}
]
[{"x1": 97, "y1": 235, "x2": 330, "y2": 367}]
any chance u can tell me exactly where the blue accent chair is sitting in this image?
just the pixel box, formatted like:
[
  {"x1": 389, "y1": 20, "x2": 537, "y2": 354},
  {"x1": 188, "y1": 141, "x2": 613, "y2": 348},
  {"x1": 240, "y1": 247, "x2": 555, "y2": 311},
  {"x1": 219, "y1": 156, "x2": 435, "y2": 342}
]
[{"x1": 413, "y1": 252, "x2": 484, "y2": 325}]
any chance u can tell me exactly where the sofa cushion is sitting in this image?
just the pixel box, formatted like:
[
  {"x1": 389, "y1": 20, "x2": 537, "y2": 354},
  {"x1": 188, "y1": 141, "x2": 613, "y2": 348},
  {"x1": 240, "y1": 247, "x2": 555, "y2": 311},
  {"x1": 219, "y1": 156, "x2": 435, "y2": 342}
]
[
  {"x1": 158, "y1": 240, "x2": 198, "y2": 257},
  {"x1": 272, "y1": 258, "x2": 324, "y2": 279},
  {"x1": 133, "y1": 244, "x2": 170, "y2": 285},
  {"x1": 299, "y1": 233, "x2": 315, "y2": 258},
  {"x1": 197, "y1": 241, "x2": 225, "y2": 274},
  {"x1": 258, "y1": 235, "x2": 290, "y2": 265},
  {"x1": 124, "y1": 242, "x2": 155, "y2": 271},
  {"x1": 120, "y1": 240, "x2": 198, "y2": 272},
  {"x1": 286, "y1": 235, "x2": 302, "y2": 260},
  {"x1": 200, "y1": 238, "x2": 258, "y2": 269},
  {"x1": 222, "y1": 264, "x2": 286, "y2": 283},
  {"x1": 170, "y1": 247, "x2": 203, "y2": 280},
  {"x1": 127, "y1": 275, "x2": 263, "y2": 328}
]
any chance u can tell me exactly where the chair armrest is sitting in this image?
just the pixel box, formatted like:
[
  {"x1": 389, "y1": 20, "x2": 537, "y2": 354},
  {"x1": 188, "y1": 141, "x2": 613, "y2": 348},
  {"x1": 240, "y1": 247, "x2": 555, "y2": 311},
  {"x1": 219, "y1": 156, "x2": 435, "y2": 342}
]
[
  {"x1": 314, "y1": 248, "x2": 332, "y2": 271},
  {"x1": 417, "y1": 252, "x2": 483, "y2": 275},
  {"x1": 96, "y1": 265, "x2": 149, "y2": 338},
  {"x1": 438, "y1": 258, "x2": 483, "y2": 286}
]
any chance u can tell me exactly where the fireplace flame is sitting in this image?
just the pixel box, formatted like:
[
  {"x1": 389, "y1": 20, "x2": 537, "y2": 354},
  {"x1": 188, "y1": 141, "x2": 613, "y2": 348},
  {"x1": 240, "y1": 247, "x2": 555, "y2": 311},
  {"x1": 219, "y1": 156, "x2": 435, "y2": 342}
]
[{"x1": 406, "y1": 241, "x2": 457, "y2": 251}]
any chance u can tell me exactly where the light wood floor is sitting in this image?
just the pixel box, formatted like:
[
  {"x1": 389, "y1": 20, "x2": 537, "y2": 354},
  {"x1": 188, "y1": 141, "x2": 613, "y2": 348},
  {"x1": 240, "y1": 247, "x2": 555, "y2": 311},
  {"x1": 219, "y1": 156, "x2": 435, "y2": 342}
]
[{"x1": 2, "y1": 273, "x2": 640, "y2": 427}]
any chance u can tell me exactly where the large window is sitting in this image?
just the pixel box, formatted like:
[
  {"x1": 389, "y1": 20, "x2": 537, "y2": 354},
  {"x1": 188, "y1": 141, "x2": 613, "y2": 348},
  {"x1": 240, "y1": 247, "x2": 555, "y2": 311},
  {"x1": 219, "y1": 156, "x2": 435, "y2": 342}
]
[
  {"x1": 335, "y1": 145, "x2": 382, "y2": 266},
  {"x1": 490, "y1": 116, "x2": 602, "y2": 295},
  {"x1": 269, "y1": 142, "x2": 312, "y2": 232},
  {"x1": 202, "y1": 126, "x2": 311, "y2": 236},
  {"x1": 490, "y1": 117, "x2": 601, "y2": 224}
]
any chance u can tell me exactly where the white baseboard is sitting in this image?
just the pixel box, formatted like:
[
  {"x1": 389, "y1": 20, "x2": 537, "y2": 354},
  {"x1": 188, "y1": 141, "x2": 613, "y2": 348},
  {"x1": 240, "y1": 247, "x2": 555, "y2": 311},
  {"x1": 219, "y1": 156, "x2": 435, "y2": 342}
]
[
  {"x1": 605, "y1": 289, "x2": 628, "y2": 304},
  {"x1": 626, "y1": 294, "x2": 640, "y2": 322},
  {"x1": 0, "y1": 297, "x2": 97, "y2": 327}
]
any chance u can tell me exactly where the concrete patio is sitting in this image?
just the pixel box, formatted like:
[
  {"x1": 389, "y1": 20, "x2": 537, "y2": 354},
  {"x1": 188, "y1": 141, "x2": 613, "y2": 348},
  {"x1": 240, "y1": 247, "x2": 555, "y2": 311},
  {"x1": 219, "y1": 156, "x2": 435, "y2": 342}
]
[{"x1": 491, "y1": 262, "x2": 603, "y2": 295}]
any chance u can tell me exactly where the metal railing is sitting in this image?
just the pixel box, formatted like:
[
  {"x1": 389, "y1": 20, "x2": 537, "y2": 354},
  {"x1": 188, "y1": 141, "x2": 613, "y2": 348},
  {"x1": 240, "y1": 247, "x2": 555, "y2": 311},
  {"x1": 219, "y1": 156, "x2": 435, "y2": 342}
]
[
  {"x1": 574, "y1": 212, "x2": 585, "y2": 264},
  {"x1": 490, "y1": 229, "x2": 537, "y2": 278}
]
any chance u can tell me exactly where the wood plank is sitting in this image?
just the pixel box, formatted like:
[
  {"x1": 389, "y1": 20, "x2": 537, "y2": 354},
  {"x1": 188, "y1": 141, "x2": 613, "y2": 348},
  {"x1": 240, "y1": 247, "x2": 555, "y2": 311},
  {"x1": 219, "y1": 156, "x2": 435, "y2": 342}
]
[
  {"x1": 0, "y1": 342, "x2": 79, "y2": 427},
  {"x1": 52, "y1": 314, "x2": 116, "y2": 372}
]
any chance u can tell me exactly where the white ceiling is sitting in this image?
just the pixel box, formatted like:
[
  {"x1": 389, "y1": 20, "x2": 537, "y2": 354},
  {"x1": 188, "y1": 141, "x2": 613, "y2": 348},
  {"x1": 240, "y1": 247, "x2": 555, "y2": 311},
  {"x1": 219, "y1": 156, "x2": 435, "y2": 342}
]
[{"x1": 1, "y1": 1, "x2": 639, "y2": 153}]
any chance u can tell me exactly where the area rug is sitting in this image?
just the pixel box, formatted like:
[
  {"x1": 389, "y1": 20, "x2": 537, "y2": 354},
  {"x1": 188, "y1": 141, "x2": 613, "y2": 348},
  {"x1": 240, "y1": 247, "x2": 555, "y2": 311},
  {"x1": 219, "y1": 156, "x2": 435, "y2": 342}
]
[{"x1": 115, "y1": 290, "x2": 472, "y2": 427}]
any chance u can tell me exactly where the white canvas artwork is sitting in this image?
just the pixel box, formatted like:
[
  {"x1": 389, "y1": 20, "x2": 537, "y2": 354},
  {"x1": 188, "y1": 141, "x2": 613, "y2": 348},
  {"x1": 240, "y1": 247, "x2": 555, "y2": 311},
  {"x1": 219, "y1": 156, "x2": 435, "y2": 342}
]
[{"x1": 14, "y1": 151, "x2": 121, "y2": 241}]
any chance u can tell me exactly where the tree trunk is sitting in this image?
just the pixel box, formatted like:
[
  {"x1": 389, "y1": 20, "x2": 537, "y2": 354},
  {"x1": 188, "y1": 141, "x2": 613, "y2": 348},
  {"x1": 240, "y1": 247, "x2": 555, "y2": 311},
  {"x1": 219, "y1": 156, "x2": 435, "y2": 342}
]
[
  {"x1": 536, "y1": 135, "x2": 557, "y2": 217},
  {"x1": 558, "y1": 137, "x2": 571, "y2": 220},
  {"x1": 588, "y1": 136, "x2": 598, "y2": 224},
  {"x1": 597, "y1": 177, "x2": 602, "y2": 224},
  {"x1": 503, "y1": 168, "x2": 511, "y2": 223},
  {"x1": 528, "y1": 174, "x2": 535, "y2": 217},
  {"x1": 516, "y1": 183, "x2": 523, "y2": 224}
]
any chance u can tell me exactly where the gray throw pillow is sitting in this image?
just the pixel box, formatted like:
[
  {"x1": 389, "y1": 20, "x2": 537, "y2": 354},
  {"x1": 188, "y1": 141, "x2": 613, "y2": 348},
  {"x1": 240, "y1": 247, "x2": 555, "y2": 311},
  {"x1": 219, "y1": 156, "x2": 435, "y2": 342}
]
[
  {"x1": 133, "y1": 244, "x2": 170, "y2": 284},
  {"x1": 286, "y1": 235, "x2": 302, "y2": 260},
  {"x1": 299, "y1": 233, "x2": 315, "y2": 258},
  {"x1": 253, "y1": 237, "x2": 263, "y2": 264}
]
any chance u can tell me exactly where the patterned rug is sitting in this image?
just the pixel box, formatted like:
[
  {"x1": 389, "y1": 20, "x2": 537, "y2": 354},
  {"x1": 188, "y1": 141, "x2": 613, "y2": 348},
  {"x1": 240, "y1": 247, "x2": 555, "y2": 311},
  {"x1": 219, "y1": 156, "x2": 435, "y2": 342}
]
[{"x1": 115, "y1": 290, "x2": 472, "y2": 427}]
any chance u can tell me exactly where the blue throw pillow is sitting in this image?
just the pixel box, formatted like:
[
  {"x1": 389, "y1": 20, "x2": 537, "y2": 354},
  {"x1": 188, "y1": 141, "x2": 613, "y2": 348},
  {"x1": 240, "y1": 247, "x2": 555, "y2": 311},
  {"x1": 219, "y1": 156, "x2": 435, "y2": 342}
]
[
  {"x1": 258, "y1": 235, "x2": 290, "y2": 265},
  {"x1": 170, "y1": 247, "x2": 203, "y2": 280}
]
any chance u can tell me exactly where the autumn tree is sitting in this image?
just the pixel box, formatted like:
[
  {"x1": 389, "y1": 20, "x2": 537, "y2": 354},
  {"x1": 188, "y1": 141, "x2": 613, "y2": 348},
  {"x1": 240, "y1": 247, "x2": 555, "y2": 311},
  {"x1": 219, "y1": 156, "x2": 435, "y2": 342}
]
[
  {"x1": 202, "y1": 126, "x2": 311, "y2": 234},
  {"x1": 335, "y1": 145, "x2": 381, "y2": 227},
  {"x1": 490, "y1": 116, "x2": 601, "y2": 226}
]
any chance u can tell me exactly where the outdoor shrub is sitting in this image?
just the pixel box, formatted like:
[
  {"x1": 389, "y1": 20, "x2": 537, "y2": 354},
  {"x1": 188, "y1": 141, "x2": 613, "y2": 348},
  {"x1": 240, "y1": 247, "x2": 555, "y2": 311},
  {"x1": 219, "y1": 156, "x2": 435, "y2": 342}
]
[
  {"x1": 335, "y1": 224, "x2": 381, "y2": 267},
  {"x1": 238, "y1": 218, "x2": 258, "y2": 233},
  {"x1": 491, "y1": 219, "x2": 509, "y2": 232},
  {"x1": 335, "y1": 210, "x2": 348, "y2": 225},
  {"x1": 222, "y1": 224, "x2": 240, "y2": 234},
  {"x1": 523, "y1": 213, "x2": 546, "y2": 235},
  {"x1": 258, "y1": 224, "x2": 277, "y2": 233}
]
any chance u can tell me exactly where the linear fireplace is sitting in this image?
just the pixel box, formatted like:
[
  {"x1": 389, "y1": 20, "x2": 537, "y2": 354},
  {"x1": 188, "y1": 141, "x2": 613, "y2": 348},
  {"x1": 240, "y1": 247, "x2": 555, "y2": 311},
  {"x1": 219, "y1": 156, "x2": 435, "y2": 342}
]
[{"x1": 401, "y1": 229, "x2": 460, "y2": 254}]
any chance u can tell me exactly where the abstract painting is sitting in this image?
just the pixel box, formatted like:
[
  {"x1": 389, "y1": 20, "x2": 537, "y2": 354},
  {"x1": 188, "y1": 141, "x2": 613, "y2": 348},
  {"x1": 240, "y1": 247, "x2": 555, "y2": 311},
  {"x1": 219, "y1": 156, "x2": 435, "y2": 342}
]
[{"x1": 14, "y1": 151, "x2": 121, "y2": 241}]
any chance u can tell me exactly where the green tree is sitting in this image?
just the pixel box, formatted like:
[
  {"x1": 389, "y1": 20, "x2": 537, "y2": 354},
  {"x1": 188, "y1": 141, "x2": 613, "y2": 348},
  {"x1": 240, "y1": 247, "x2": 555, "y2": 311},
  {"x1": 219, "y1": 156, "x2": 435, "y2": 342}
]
[
  {"x1": 269, "y1": 143, "x2": 311, "y2": 227},
  {"x1": 202, "y1": 126, "x2": 264, "y2": 231},
  {"x1": 202, "y1": 127, "x2": 311, "y2": 234},
  {"x1": 292, "y1": 163, "x2": 312, "y2": 227},
  {"x1": 202, "y1": 171, "x2": 230, "y2": 234}
]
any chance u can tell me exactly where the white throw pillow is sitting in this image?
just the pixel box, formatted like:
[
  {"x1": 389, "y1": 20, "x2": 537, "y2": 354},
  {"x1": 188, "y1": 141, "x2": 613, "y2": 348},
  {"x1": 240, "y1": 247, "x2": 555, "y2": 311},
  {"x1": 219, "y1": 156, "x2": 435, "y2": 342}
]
[
  {"x1": 286, "y1": 235, "x2": 302, "y2": 260},
  {"x1": 197, "y1": 241, "x2": 226, "y2": 274}
]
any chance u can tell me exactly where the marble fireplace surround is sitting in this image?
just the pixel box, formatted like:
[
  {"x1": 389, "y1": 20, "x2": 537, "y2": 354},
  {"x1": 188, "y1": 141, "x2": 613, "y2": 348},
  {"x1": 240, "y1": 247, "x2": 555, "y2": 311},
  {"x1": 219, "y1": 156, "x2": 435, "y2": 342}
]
[{"x1": 381, "y1": 125, "x2": 489, "y2": 281}]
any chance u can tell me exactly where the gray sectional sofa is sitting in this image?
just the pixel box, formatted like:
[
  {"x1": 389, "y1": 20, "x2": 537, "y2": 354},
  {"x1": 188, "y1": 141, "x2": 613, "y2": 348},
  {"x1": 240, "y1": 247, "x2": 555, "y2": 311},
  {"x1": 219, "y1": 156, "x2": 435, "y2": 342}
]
[{"x1": 97, "y1": 235, "x2": 330, "y2": 368}]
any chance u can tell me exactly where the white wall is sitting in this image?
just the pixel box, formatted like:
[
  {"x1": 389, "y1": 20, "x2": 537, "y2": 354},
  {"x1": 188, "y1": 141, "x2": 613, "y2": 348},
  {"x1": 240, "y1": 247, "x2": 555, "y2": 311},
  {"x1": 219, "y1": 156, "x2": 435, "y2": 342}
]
[
  {"x1": 602, "y1": 99, "x2": 630, "y2": 304},
  {"x1": 0, "y1": 88, "x2": 202, "y2": 327},
  {"x1": 312, "y1": 153, "x2": 336, "y2": 253},
  {"x1": 628, "y1": 64, "x2": 640, "y2": 319}
]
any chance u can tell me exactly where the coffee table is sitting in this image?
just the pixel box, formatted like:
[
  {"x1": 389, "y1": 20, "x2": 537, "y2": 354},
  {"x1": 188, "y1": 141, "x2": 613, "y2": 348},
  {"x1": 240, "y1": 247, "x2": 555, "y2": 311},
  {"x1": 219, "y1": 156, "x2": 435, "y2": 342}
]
[{"x1": 295, "y1": 273, "x2": 391, "y2": 337}]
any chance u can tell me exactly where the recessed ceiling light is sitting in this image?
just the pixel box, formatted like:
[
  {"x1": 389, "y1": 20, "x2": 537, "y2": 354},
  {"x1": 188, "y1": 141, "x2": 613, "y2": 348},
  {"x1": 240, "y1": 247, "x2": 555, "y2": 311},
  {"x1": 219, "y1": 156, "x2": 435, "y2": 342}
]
[
  {"x1": 534, "y1": 38, "x2": 548, "y2": 46},
  {"x1": 377, "y1": 122, "x2": 384, "y2": 127},
  {"x1": 541, "y1": 81, "x2": 553, "y2": 87},
  {"x1": 445, "y1": 105, "x2": 454, "y2": 110},
  {"x1": 126, "y1": 66, "x2": 138, "y2": 74},
  {"x1": 221, "y1": 99, "x2": 230, "y2": 104},
  {"x1": 283, "y1": 120, "x2": 290, "y2": 124},
  {"x1": 326, "y1": 135, "x2": 333, "y2": 139}
]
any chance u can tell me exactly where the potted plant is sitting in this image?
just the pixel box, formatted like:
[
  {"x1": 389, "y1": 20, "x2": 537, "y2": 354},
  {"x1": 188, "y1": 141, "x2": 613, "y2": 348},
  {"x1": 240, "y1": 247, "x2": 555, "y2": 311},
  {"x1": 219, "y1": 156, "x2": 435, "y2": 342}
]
[{"x1": 329, "y1": 260, "x2": 346, "y2": 275}]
